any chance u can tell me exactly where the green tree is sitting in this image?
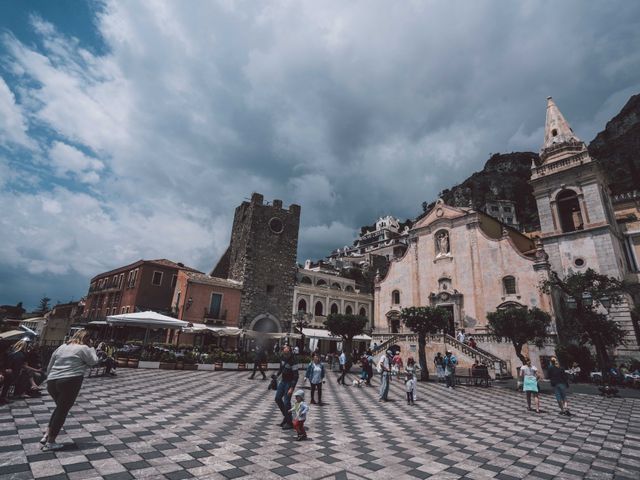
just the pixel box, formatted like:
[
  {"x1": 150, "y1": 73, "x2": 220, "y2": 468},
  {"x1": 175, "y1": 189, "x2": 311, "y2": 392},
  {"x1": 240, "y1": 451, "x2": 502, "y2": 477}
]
[
  {"x1": 400, "y1": 306, "x2": 451, "y2": 381},
  {"x1": 324, "y1": 313, "x2": 368, "y2": 365},
  {"x1": 486, "y1": 306, "x2": 551, "y2": 364},
  {"x1": 541, "y1": 269, "x2": 628, "y2": 370},
  {"x1": 37, "y1": 296, "x2": 51, "y2": 314}
]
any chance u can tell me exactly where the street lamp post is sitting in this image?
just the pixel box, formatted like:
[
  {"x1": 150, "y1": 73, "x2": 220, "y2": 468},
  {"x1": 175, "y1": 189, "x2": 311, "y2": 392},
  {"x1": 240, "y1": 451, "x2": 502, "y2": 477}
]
[{"x1": 293, "y1": 310, "x2": 310, "y2": 353}]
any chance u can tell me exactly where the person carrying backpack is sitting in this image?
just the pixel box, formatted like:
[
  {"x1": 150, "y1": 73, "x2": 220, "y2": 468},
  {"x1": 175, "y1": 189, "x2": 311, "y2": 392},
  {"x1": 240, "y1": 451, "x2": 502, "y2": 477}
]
[{"x1": 443, "y1": 350, "x2": 457, "y2": 389}]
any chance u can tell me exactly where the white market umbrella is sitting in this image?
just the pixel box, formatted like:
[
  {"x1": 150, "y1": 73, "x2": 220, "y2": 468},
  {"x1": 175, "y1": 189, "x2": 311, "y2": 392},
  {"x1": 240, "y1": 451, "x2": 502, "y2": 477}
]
[{"x1": 106, "y1": 311, "x2": 188, "y2": 345}]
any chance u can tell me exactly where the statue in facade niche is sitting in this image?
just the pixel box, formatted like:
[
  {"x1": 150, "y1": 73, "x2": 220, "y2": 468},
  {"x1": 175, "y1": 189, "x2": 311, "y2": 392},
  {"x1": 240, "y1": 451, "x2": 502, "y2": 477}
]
[{"x1": 436, "y1": 231, "x2": 450, "y2": 255}]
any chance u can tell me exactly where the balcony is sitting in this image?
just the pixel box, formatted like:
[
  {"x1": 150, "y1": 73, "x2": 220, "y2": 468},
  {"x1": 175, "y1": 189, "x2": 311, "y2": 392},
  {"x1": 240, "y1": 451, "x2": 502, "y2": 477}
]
[{"x1": 203, "y1": 308, "x2": 227, "y2": 325}]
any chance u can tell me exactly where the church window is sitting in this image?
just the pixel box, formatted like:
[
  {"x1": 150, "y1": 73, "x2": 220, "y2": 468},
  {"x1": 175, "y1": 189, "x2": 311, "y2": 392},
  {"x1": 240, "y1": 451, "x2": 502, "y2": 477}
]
[
  {"x1": 345, "y1": 305, "x2": 353, "y2": 315},
  {"x1": 330, "y1": 303, "x2": 339, "y2": 315},
  {"x1": 502, "y1": 276, "x2": 517, "y2": 295},
  {"x1": 298, "y1": 299, "x2": 307, "y2": 312},
  {"x1": 300, "y1": 276, "x2": 312, "y2": 284},
  {"x1": 392, "y1": 290, "x2": 401, "y2": 304},
  {"x1": 359, "y1": 307, "x2": 367, "y2": 317},
  {"x1": 574, "y1": 258, "x2": 585, "y2": 268},
  {"x1": 315, "y1": 301, "x2": 324, "y2": 316},
  {"x1": 552, "y1": 129, "x2": 558, "y2": 137},
  {"x1": 556, "y1": 189, "x2": 583, "y2": 233}
]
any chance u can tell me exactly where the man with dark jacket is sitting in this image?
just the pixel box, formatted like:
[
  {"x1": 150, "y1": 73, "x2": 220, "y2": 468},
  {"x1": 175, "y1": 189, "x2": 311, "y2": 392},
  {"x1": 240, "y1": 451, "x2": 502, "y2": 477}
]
[
  {"x1": 249, "y1": 346, "x2": 267, "y2": 380},
  {"x1": 275, "y1": 345, "x2": 299, "y2": 429}
]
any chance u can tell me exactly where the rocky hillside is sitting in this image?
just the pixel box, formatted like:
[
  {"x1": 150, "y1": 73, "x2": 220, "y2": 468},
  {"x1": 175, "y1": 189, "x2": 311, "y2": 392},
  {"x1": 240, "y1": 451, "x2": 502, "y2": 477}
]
[{"x1": 424, "y1": 93, "x2": 640, "y2": 232}]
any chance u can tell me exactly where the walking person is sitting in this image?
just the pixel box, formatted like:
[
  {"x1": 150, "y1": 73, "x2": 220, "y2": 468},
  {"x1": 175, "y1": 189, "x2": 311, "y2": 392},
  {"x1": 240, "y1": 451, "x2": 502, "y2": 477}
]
[
  {"x1": 405, "y1": 357, "x2": 421, "y2": 401},
  {"x1": 305, "y1": 353, "x2": 325, "y2": 405},
  {"x1": 547, "y1": 357, "x2": 571, "y2": 416},
  {"x1": 443, "y1": 351, "x2": 457, "y2": 389},
  {"x1": 434, "y1": 352, "x2": 445, "y2": 383},
  {"x1": 41, "y1": 330, "x2": 99, "y2": 451},
  {"x1": 0, "y1": 339, "x2": 31, "y2": 403},
  {"x1": 391, "y1": 351, "x2": 403, "y2": 376},
  {"x1": 249, "y1": 346, "x2": 267, "y2": 380},
  {"x1": 365, "y1": 350, "x2": 374, "y2": 386},
  {"x1": 378, "y1": 350, "x2": 392, "y2": 402},
  {"x1": 521, "y1": 357, "x2": 541, "y2": 413},
  {"x1": 289, "y1": 389, "x2": 309, "y2": 441},
  {"x1": 274, "y1": 345, "x2": 299, "y2": 430},
  {"x1": 337, "y1": 350, "x2": 347, "y2": 385}
]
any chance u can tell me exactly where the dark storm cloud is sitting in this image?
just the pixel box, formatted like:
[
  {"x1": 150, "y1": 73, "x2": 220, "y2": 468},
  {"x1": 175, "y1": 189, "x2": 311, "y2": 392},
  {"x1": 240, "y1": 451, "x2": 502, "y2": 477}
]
[{"x1": 1, "y1": 0, "x2": 639, "y2": 308}]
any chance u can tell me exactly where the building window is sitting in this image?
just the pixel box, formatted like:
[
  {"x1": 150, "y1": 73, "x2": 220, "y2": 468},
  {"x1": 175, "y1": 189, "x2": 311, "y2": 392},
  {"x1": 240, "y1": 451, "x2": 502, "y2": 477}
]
[
  {"x1": 491, "y1": 205, "x2": 499, "y2": 212},
  {"x1": 359, "y1": 307, "x2": 367, "y2": 317},
  {"x1": 392, "y1": 290, "x2": 401, "y2": 305},
  {"x1": 345, "y1": 305, "x2": 353, "y2": 315},
  {"x1": 503, "y1": 276, "x2": 517, "y2": 295},
  {"x1": 266, "y1": 284, "x2": 274, "y2": 294},
  {"x1": 300, "y1": 276, "x2": 312, "y2": 284},
  {"x1": 331, "y1": 282, "x2": 342, "y2": 290},
  {"x1": 316, "y1": 279, "x2": 327, "y2": 287},
  {"x1": 556, "y1": 189, "x2": 583, "y2": 233},
  {"x1": 298, "y1": 299, "x2": 307, "y2": 312},
  {"x1": 574, "y1": 258, "x2": 586, "y2": 268},
  {"x1": 118, "y1": 273, "x2": 124, "y2": 288},
  {"x1": 315, "y1": 301, "x2": 324, "y2": 316},
  {"x1": 171, "y1": 274, "x2": 178, "y2": 289},
  {"x1": 152, "y1": 271, "x2": 163, "y2": 286},
  {"x1": 504, "y1": 206, "x2": 512, "y2": 213},
  {"x1": 330, "y1": 303, "x2": 339, "y2": 315},
  {"x1": 209, "y1": 293, "x2": 223, "y2": 318},
  {"x1": 345, "y1": 285, "x2": 355, "y2": 293}
]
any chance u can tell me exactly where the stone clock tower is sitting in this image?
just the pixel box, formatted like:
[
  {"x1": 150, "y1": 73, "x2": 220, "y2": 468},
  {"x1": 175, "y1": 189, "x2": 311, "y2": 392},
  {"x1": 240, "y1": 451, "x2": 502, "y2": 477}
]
[{"x1": 213, "y1": 192, "x2": 301, "y2": 333}]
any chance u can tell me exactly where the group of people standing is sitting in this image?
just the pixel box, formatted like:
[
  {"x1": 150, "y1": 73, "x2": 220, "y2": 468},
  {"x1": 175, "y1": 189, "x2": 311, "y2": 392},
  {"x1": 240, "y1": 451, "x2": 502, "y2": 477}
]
[{"x1": 433, "y1": 351, "x2": 458, "y2": 388}]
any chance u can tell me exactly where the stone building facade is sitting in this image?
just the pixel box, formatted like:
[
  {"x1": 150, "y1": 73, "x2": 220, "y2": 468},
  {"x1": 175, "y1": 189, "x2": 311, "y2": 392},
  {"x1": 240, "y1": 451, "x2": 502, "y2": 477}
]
[
  {"x1": 293, "y1": 267, "x2": 373, "y2": 330},
  {"x1": 211, "y1": 193, "x2": 301, "y2": 334}
]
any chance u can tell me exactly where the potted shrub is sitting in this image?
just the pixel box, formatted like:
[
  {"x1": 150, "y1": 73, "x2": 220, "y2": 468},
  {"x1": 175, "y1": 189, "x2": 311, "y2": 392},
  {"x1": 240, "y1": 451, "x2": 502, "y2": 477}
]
[
  {"x1": 139, "y1": 350, "x2": 161, "y2": 369},
  {"x1": 127, "y1": 352, "x2": 140, "y2": 369},
  {"x1": 222, "y1": 352, "x2": 238, "y2": 370},
  {"x1": 116, "y1": 354, "x2": 129, "y2": 368},
  {"x1": 183, "y1": 352, "x2": 198, "y2": 370},
  {"x1": 159, "y1": 352, "x2": 176, "y2": 370},
  {"x1": 198, "y1": 354, "x2": 215, "y2": 371}
]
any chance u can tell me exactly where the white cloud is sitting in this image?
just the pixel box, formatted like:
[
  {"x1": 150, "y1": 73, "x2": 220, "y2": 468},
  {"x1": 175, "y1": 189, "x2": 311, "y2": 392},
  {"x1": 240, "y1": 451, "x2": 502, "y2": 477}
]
[
  {"x1": 0, "y1": 76, "x2": 33, "y2": 148},
  {"x1": 49, "y1": 141, "x2": 104, "y2": 183}
]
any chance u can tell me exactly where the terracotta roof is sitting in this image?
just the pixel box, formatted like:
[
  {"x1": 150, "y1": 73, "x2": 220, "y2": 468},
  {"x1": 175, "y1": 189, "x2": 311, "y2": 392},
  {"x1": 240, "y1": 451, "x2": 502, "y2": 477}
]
[
  {"x1": 90, "y1": 259, "x2": 202, "y2": 281},
  {"x1": 185, "y1": 271, "x2": 243, "y2": 289}
]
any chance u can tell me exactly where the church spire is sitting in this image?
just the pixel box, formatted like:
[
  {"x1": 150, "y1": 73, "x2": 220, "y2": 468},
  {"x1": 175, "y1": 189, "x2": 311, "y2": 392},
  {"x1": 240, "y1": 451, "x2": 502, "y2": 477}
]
[{"x1": 540, "y1": 96, "x2": 586, "y2": 163}]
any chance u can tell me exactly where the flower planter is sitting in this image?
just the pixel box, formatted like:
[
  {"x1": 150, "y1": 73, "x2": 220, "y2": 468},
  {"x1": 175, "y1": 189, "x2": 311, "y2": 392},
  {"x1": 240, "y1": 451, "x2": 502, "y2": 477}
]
[
  {"x1": 246, "y1": 363, "x2": 254, "y2": 370},
  {"x1": 139, "y1": 361, "x2": 160, "y2": 369},
  {"x1": 159, "y1": 362, "x2": 176, "y2": 370},
  {"x1": 175, "y1": 361, "x2": 184, "y2": 370},
  {"x1": 267, "y1": 363, "x2": 279, "y2": 370},
  {"x1": 237, "y1": 363, "x2": 247, "y2": 370},
  {"x1": 116, "y1": 357, "x2": 129, "y2": 368},
  {"x1": 198, "y1": 364, "x2": 214, "y2": 371},
  {"x1": 224, "y1": 363, "x2": 238, "y2": 370},
  {"x1": 260, "y1": 363, "x2": 268, "y2": 370},
  {"x1": 127, "y1": 359, "x2": 139, "y2": 368},
  {"x1": 214, "y1": 361, "x2": 223, "y2": 371},
  {"x1": 183, "y1": 364, "x2": 198, "y2": 370}
]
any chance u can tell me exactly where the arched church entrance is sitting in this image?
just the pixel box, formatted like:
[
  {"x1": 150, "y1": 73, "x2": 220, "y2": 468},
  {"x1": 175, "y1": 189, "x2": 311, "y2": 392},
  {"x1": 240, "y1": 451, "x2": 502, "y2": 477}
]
[{"x1": 386, "y1": 310, "x2": 401, "y2": 333}]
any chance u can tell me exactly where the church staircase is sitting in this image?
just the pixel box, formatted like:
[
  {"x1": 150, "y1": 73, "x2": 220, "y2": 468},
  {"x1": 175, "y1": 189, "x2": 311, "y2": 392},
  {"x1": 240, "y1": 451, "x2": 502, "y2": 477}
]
[{"x1": 371, "y1": 332, "x2": 513, "y2": 379}]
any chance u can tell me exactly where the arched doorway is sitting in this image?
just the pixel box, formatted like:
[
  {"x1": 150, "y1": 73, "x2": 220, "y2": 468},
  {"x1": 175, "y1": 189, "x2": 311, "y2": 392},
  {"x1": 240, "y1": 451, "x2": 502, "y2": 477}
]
[
  {"x1": 386, "y1": 310, "x2": 401, "y2": 333},
  {"x1": 249, "y1": 314, "x2": 281, "y2": 351},
  {"x1": 556, "y1": 189, "x2": 583, "y2": 232}
]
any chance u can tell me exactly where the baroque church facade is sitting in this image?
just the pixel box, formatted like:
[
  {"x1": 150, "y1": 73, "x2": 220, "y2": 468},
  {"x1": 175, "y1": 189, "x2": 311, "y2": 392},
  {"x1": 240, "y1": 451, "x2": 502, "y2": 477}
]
[{"x1": 375, "y1": 97, "x2": 639, "y2": 369}]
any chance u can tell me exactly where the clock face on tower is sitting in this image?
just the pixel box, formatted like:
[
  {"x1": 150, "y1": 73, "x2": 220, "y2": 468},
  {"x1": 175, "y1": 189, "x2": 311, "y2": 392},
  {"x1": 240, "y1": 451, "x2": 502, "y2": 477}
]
[{"x1": 269, "y1": 217, "x2": 284, "y2": 234}]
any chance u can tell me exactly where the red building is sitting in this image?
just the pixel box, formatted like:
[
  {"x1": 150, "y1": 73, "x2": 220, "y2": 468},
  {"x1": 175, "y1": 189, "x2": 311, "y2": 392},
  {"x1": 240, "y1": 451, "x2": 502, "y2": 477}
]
[{"x1": 83, "y1": 259, "x2": 201, "y2": 320}]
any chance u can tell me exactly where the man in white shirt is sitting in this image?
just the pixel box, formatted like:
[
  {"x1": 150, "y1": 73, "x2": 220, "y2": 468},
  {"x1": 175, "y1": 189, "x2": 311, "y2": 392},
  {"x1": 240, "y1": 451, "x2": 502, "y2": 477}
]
[
  {"x1": 337, "y1": 351, "x2": 347, "y2": 385},
  {"x1": 378, "y1": 350, "x2": 392, "y2": 401},
  {"x1": 457, "y1": 330, "x2": 465, "y2": 344}
]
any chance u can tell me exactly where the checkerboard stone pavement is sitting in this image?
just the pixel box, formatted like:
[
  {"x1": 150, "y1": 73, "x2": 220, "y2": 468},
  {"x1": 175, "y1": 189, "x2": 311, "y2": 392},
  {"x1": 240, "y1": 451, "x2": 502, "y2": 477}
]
[{"x1": 1, "y1": 369, "x2": 639, "y2": 480}]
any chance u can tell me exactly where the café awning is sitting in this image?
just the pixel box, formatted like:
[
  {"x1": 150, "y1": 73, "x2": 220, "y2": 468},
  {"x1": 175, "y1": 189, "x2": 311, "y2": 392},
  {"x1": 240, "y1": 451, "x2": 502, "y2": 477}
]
[
  {"x1": 181, "y1": 323, "x2": 242, "y2": 336},
  {"x1": 106, "y1": 311, "x2": 188, "y2": 329},
  {"x1": 301, "y1": 328, "x2": 372, "y2": 341}
]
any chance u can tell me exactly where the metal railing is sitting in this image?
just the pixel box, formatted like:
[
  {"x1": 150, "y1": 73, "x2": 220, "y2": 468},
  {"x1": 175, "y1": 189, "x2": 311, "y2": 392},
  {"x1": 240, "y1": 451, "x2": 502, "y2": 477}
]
[{"x1": 442, "y1": 334, "x2": 511, "y2": 378}]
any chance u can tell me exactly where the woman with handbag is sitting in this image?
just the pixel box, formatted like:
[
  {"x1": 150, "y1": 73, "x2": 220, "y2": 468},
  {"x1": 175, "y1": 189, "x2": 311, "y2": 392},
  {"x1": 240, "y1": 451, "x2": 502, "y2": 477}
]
[{"x1": 521, "y1": 357, "x2": 540, "y2": 413}]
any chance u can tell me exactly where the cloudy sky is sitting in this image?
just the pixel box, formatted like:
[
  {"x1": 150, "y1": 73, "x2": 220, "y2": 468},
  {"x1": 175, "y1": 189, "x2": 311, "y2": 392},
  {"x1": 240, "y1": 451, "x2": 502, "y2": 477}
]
[{"x1": 1, "y1": 1, "x2": 639, "y2": 310}]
